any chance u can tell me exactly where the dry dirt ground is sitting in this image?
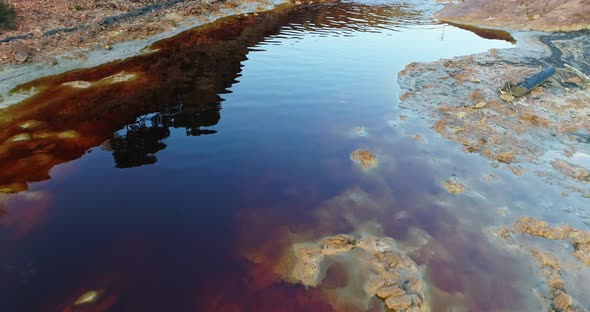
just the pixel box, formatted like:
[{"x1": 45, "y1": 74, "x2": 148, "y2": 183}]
[{"x1": 0, "y1": 0, "x2": 274, "y2": 64}]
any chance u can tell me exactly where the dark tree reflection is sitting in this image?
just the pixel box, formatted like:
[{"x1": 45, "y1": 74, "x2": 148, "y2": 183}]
[{"x1": 106, "y1": 93, "x2": 220, "y2": 168}]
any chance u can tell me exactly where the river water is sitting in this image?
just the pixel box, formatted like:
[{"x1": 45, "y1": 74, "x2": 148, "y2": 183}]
[{"x1": 0, "y1": 1, "x2": 560, "y2": 311}]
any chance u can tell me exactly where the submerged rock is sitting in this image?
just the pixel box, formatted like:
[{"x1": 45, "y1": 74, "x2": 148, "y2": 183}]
[
  {"x1": 292, "y1": 243, "x2": 325, "y2": 287},
  {"x1": 397, "y1": 38, "x2": 590, "y2": 195},
  {"x1": 73, "y1": 289, "x2": 104, "y2": 305},
  {"x1": 6, "y1": 133, "x2": 32, "y2": 143},
  {"x1": 351, "y1": 149, "x2": 378, "y2": 170},
  {"x1": 496, "y1": 217, "x2": 590, "y2": 311},
  {"x1": 321, "y1": 234, "x2": 357, "y2": 255},
  {"x1": 551, "y1": 160, "x2": 590, "y2": 181},
  {"x1": 62, "y1": 81, "x2": 92, "y2": 89},
  {"x1": 441, "y1": 178, "x2": 466, "y2": 194},
  {"x1": 352, "y1": 126, "x2": 368, "y2": 137},
  {"x1": 290, "y1": 233, "x2": 430, "y2": 311}
]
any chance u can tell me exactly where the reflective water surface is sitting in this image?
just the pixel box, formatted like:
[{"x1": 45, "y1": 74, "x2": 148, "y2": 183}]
[{"x1": 0, "y1": 1, "x2": 560, "y2": 311}]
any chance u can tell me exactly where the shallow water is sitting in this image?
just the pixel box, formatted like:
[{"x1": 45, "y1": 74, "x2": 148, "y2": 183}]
[{"x1": 0, "y1": 1, "x2": 575, "y2": 311}]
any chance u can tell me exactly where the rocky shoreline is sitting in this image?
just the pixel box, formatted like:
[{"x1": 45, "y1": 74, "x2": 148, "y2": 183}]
[{"x1": 0, "y1": 0, "x2": 278, "y2": 65}]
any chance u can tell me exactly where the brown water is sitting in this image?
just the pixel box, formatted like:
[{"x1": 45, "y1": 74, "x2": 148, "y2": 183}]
[{"x1": 0, "y1": 1, "x2": 568, "y2": 311}]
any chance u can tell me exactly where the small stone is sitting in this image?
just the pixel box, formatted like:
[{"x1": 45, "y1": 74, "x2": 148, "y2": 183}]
[
  {"x1": 472, "y1": 101, "x2": 487, "y2": 109},
  {"x1": 7, "y1": 133, "x2": 32, "y2": 142},
  {"x1": 456, "y1": 112, "x2": 466, "y2": 119},
  {"x1": 366, "y1": 276, "x2": 386, "y2": 295},
  {"x1": 500, "y1": 93, "x2": 515, "y2": 102},
  {"x1": 569, "y1": 230, "x2": 590, "y2": 244},
  {"x1": 408, "y1": 279, "x2": 425, "y2": 293},
  {"x1": 442, "y1": 178, "x2": 467, "y2": 194},
  {"x1": 531, "y1": 14, "x2": 541, "y2": 20},
  {"x1": 74, "y1": 290, "x2": 103, "y2": 305},
  {"x1": 33, "y1": 29, "x2": 43, "y2": 38},
  {"x1": 89, "y1": 22, "x2": 102, "y2": 35},
  {"x1": 62, "y1": 81, "x2": 92, "y2": 89},
  {"x1": 18, "y1": 120, "x2": 44, "y2": 130},
  {"x1": 351, "y1": 149, "x2": 378, "y2": 170},
  {"x1": 103, "y1": 45, "x2": 111, "y2": 50},
  {"x1": 553, "y1": 290, "x2": 572, "y2": 310},
  {"x1": 321, "y1": 234, "x2": 356, "y2": 255},
  {"x1": 32, "y1": 131, "x2": 58, "y2": 139},
  {"x1": 384, "y1": 294, "x2": 412, "y2": 310},
  {"x1": 13, "y1": 42, "x2": 30, "y2": 63},
  {"x1": 468, "y1": 78, "x2": 481, "y2": 83},
  {"x1": 376, "y1": 286, "x2": 405, "y2": 299},
  {"x1": 547, "y1": 272, "x2": 564, "y2": 289},
  {"x1": 496, "y1": 152, "x2": 514, "y2": 164},
  {"x1": 57, "y1": 130, "x2": 81, "y2": 139}
]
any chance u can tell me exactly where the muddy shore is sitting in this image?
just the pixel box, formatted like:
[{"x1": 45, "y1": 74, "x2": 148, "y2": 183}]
[{"x1": 397, "y1": 1, "x2": 590, "y2": 310}]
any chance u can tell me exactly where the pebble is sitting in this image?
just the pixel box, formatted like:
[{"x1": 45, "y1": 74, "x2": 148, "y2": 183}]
[{"x1": 472, "y1": 101, "x2": 487, "y2": 109}]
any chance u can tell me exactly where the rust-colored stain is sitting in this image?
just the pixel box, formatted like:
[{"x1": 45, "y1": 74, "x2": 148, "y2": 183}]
[
  {"x1": 0, "y1": 2, "x2": 428, "y2": 194},
  {"x1": 0, "y1": 5, "x2": 298, "y2": 193},
  {"x1": 445, "y1": 22, "x2": 516, "y2": 44}
]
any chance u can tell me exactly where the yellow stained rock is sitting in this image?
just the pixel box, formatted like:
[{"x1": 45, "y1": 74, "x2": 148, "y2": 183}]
[
  {"x1": 442, "y1": 179, "x2": 467, "y2": 194},
  {"x1": 32, "y1": 131, "x2": 58, "y2": 139},
  {"x1": 385, "y1": 294, "x2": 413, "y2": 310},
  {"x1": 351, "y1": 149, "x2": 378, "y2": 170},
  {"x1": 290, "y1": 234, "x2": 429, "y2": 311},
  {"x1": 553, "y1": 290, "x2": 572, "y2": 310},
  {"x1": 57, "y1": 130, "x2": 81, "y2": 139},
  {"x1": 18, "y1": 120, "x2": 45, "y2": 130},
  {"x1": 7, "y1": 133, "x2": 32, "y2": 142},
  {"x1": 472, "y1": 101, "x2": 487, "y2": 109},
  {"x1": 62, "y1": 81, "x2": 92, "y2": 89},
  {"x1": 321, "y1": 234, "x2": 356, "y2": 255},
  {"x1": 74, "y1": 289, "x2": 103, "y2": 305},
  {"x1": 496, "y1": 152, "x2": 514, "y2": 164},
  {"x1": 101, "y1": 71, "x2": 137, "y2": 84},
  {"x1": 500, "y1": 93, "x2": 515, "y2": 102}
]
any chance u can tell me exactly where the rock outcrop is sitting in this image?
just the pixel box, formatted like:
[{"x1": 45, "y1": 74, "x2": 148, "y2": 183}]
[
  {"x1": 291, "y1": 234, "x2": 430, "y2": 311},
  {"x1": 435, "y1": 0, "x2": 590, "y2": 32}
]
